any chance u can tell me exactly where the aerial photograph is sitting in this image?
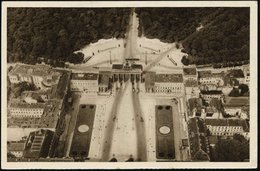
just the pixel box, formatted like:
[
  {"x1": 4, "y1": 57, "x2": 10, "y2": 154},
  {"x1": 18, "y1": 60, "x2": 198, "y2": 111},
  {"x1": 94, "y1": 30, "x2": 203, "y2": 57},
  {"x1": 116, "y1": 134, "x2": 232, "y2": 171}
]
[{"x1": 3, "y1": 4, "x2": 254, "y2": 167}]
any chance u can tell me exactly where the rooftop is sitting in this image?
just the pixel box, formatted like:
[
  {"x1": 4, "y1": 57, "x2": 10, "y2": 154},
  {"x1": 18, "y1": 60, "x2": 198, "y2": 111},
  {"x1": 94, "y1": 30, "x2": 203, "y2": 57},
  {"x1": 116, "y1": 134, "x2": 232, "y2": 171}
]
[
  {"x1": 9, "y1": 100, "x2": 46, "y2": 109},
  {"x1": 131, "y1": 64, "x2": 143, "y2": 70},
  {"x1": 183, "y1": 67, "x2": 197, "y2": 76},
  {"x1": 188, "y1": 98, "x2": 203, "y2": 116},
  {"x1": 204, "y1": 119, "x2": 249, "y2": 132},
  {"x1": 224, "y1": 97, "x2": 249, "y2": 107},
  {"x1": 39, "y1": 100, "x2": 61, "y2": 128},
  {"x1": 23, "y1": 129, "x2": 54, "y2": 158},
  {"x1": 98, "y1": 74, "x2": 110, "y2": 86},
  {"x1": 199, "y1": 71, "x2": 224, "y2": 78},
  {"x1": 205, "y1": 107, "x2": 217, "y2": 114},
  {"x1": 200, "y1": 90, "x2": 223, "y2": 95},
  {"x1": 227, "y1": 69, "x2": 245, "y2": 78},
  {"x1": 188, "y1": 117, "x2": 209, "y2": 160},
  {"x1": 184, "y1": 79, "x2": 198, "y2": 87},
  {"x1": 71, "y1": 73, "x2": 98, "y2": 80},
  {"x1": 155, "y1": 74, "x2": 183, "y2": 83},
  {"x1": 144, "y1": 72, "x2": 156, "y2": 88},
  {"x1": 112, "y1": 64, "x2": 124, "y2": 70},
  {"x1": 208, "y1": 136, "x2": 218, "y2": 145},
  {"x1": 10, "y1": 64, "x2": 51, "y2": 77},
  {"x1": 21, "y1": 91, "x2": 50, "y2": 102},
  {"x1": 7, "y1": 141, "x2": 25, "y2": 151}
]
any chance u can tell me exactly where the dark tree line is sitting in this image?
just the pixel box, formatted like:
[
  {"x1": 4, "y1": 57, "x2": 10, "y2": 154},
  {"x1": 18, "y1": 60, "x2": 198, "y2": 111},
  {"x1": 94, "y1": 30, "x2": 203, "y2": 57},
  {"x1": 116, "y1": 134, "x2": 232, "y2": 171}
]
[
  {"x1": 136, "y1": 8, "x2": 249, "y2": 66},
  {"x1": 136, "y1": 8, "x2": 216, "y2": 42},
  {"x1": 7, "y1": 8, "x2": 131, "y2": 66},
  {"x1": 210, "y1": 134, "x2": 249, "y2": 162}
]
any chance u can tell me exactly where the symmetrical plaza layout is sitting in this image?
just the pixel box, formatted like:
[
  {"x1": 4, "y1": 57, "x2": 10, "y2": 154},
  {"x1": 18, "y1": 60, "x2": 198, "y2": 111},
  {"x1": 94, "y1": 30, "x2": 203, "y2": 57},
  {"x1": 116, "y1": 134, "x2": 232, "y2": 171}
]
[{"x1": 6, "y1": 8, "x2": 250, "y2": 162}]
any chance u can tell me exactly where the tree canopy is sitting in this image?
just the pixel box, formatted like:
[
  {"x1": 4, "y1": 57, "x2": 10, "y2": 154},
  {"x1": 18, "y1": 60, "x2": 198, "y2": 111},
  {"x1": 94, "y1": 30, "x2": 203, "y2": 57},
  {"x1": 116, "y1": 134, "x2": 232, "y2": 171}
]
[
  {"x1": 7, "y1": 8, "x2": 131, "y2": 66},
  {"x1": 136, "y1": 7, "x2": 249, "y2": 66},
  {"x1": 210, "y1": 135, "x2": 249, "y2": 161}
]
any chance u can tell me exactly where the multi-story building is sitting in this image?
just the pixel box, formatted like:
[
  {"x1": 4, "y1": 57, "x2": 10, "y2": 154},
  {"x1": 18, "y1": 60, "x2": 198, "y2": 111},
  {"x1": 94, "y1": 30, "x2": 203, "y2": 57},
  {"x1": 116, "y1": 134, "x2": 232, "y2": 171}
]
[
  {"x1": 7, "y1": 141, "x2": 25, "y2": 158},
  {"x1": 23, "y1": 129, "x2": 54, "y2": 159},
  {"x1": 154, "y1": 74, "x2": 184, "y2": 94},
  {"x1": 199, "y1": 84, "x2": 222, "y2": 91},
  {"x1": 183, "y1": 67, "x2": 198, "y2": 83},
  {"x1": 9, "y1": 100, "x2": 45, "y2": 118},
  {"x1": 145, "y1": 72, "x2": 184, "y2": 94},
  {"x1": 243, "y1": 64, "x2": 250, "y2": 85},
  {"x1": 8, "y1": 64, "x2": 60, "y2": 89},
  {"x1": 205, "y1": 119, "x2": 249, "y2": 137},
  {"x1": 188, "y1": 98, "x2": 203, "y2": 117},
  {"x1": 188, "y1": 117, "x2": 210, "y2": 161},
  {"x1": 198, "y1": 71, "x2": 224, "y2": 86},
  {"x1": 144, "y1": 72, "x2": 156, "y2": 93},
  {"x1": 188, "y1": 98, "x2": 223, "y2": 119},
  {"x1": 223, "y1": 97, "x2": 249, "y2": 119},
  {"x1": 70, "y1": 73, "x2": 99, "y2": 92},
  {"x1": 200, "y1": 90, "x2": 223, "y2": 103},
  {"x1": 98, "y1": 71, "x2": 112, "y2": 94},
  {"x1": 227, "y1": 69, "x2": 245, "y2": 84}
]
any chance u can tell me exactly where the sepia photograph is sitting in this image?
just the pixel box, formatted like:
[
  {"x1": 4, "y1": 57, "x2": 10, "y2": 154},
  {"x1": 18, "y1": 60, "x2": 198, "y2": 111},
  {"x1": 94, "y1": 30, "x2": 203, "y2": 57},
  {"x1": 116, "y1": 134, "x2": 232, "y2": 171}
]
[{"x1": 1, "y1": 1, "x2": 257, "y2": 169}]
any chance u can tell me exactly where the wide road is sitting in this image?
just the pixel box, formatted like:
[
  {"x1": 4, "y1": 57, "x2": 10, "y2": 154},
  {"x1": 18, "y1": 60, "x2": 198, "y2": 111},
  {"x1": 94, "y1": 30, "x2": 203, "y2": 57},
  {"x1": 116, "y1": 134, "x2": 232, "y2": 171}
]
[
  {"x1": 63, "y1": 93, "x2": 81, "y2": 157},
  {"x1": 132, "y1": 82, "x2": 147, "y2": 161},
  {"x1": 123, "y1": 8, "x2": 139, "y2": 60},
  {"x1": 101, "y1": 82, "x2": 128, "y2": 161}
]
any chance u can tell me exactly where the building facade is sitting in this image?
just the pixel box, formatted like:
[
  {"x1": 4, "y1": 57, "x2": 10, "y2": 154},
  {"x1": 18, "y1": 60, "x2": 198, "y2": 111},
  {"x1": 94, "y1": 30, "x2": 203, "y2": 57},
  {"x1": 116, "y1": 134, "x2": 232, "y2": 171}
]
[
  {"x1": 200, "y1": 90, "x2": 223, "y2": 103},
  {"x1": 70, "y1": 73, "x2": 99, "y2": 92},
  {"x1": 198, "y1": 71, "x2": 224, "y2": 86},
  {"x1": 188, "y1": 117, "x2": 210, "y2": 161},
  {"x1": 98, "y1": 71, "x2": 112, "y2": 94},
  {"x1": 145, "y1": 73, "x2": 184, "y2": 94},
  {"x1": 205, "y1": 119, "x2": 249, "y2": 137},
  {"x1": 243, "y1": 65, "x2": 250, "y2": 85},
  {"x1": 183, "y1": 67, "x2": 198, "y2": 83},
  {"x1": 9, "y1": 100, "x2": 45, "y2": 118},
  {"x1": 23, "y1": 129, "x2": 54, "y2": 159},
  {"x1": 8, "y1": 64, "x2": 59, "y2": 89},
  {"x1": 7, "y1": 141, "x2": 25, "y2": 158}
]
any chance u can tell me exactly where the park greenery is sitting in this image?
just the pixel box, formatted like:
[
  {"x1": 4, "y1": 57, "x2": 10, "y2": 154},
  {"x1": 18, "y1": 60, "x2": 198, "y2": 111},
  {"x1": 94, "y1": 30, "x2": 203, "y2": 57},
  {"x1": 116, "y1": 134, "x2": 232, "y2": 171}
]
[
  {"x1": 8, "y1": 8, "x2": 249, "y2": 67},
  {"x1": 7, "y1": 8, "x2": 131, "y2": 67},
  {"x1": 12, "y1": 82, "x2": 38, "y2": 97},
  {"x1": 136, "y1": 7, "x2": 249, "y2": 66},
  {"x1": 210, "y1": 134, "x2": 249, "y2": 161}
]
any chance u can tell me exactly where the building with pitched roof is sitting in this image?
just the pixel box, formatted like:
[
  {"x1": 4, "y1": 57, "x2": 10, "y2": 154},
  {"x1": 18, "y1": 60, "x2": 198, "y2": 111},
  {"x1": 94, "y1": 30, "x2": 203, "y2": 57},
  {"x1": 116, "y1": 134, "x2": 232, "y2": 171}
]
[
  {"x1": 144, "y1": 72, "x2": 156, "y2": 93},
  {"x1": 23, "y1": 129, "x2": 54, "y2": 159},
  {"x1": 7, "y1": 141, "x2": 25, "y2": 158},
  {"x1": 98, "y1": 71, "x2": 112, "y2": 94},
  {"x1": 198, "y1": 71, "x2": 224, "y2": 86},
  {"x1": 144, "y1": 72, "x2": 184, "y2": 94},
  {"x1": 200, "y1": 90, "x2": 223, "y2": 103},
  {"x1": 204, "y1": 119, "x2": 249, "y2": 137},
  {"x1": 154, "y1": 74, "x2": 184, "y2": 94},
  {"x1": 223, "y1": 97, "x2": 249, "y2": 118},
  {"x1": 188, "y1": 117, "x2": 210, "y2": 161},
  {"x1": 183, "y1": 67, "x2": 198, "y2": 86},
  {"x1": 9, "y1": 99, "x2": 45, "y2": 118},
  {"x1": 70, "y1": 72, "x2": 99, "y2": 92},
  {"x1": 8, "y1": 64, "x2": 59, "y2": 89},
  {"x1": 227, "y1": 69, "x2": 245, "y2": 84},
  {"x1": 243, "y1": 64, "x2": 250, "y2": 85},
  {"x1": 188, "y1": 98, "x2": 203, "y2": 117}
]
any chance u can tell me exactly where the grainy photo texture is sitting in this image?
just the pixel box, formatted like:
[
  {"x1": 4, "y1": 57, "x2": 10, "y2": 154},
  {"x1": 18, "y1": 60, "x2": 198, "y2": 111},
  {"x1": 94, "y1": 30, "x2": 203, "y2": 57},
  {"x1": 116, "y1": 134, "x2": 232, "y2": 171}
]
[{"x1": 1, "y1": 1, "x2": 257, "y2": 169}]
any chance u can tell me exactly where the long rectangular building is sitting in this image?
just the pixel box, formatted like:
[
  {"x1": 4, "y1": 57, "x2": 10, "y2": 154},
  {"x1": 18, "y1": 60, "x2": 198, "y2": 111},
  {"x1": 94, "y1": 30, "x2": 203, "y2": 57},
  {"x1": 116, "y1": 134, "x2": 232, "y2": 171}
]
[
  {"x1": 70, "y1": 73, "x2": 99, "y2": 92},
  {"x1": 145, "y1": 73, "x2": 184, "y2": 94},
  {"x1": 9, "y1": 100, "x2": 45, "y2": 118}
]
